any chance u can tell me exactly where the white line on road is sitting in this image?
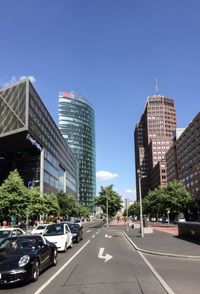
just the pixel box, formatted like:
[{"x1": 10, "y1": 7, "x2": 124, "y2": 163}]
[
  {"x1": 86, "y1": 230, "x2": 91, "y2": 233},
  {"x1": 105, "y1": 234, "x2": 112, "y2": 238},
  {"x1": 123, "y1": 232, "x2": 175, "y2": 294},
  {"x1": 92, "y1": 235, "x2": 95, "y2": 238},
  {"x1": 34, "y1": 240, "x2": 90, "y2": 294},
  {"x1": 98, "y1": 247, "x2": 113, "y2": 263}
]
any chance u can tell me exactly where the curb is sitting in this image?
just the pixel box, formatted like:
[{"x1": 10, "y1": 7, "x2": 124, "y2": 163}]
[{"x1": 122, "y1": 231, "x2": 200, "y2": 260}]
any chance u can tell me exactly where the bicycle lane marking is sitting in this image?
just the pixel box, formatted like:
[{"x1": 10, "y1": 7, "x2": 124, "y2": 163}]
[{"x1": 34, "y1": 240, "x2": 90, "y2": 294}]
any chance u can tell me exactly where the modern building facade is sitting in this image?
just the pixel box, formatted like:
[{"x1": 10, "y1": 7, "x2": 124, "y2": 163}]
[
  {"x1": 134, "y1": 94, "x2": 176, "y2": 200},
  {"x1": 0, "y1": 79, "x2": 79, "y2": 198},
  {"x1": 166, "y1": 113, "x2": 200, "y2": 206},
  {"x1": 59, "y1": 91, "x2": 96, "y2": 209}
]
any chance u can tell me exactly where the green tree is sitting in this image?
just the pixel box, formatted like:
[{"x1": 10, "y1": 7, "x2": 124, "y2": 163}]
[
  {"x1": 142, "y1": 180, "x2": 193, "y2": 219},
  {"x1": 128, "y1": 201, "x2": 140, "y2": 217},
  {"x1": 143, "y1": 187, "x2": 165, "y2": 217},
  {"x1": 43, "y1": 193, "x2": 60, "y2": 219},
  {"x1": 163, "y1": 180, "x2": 193, "y2": 217},
  {"x1": 0, "y1": 170, "x2": 29, "y2": 219},
  {"x1": 57, "y1": 192, "x2": 90, "y2": 218},
  {"x1": 95, "y1": 185, "x2": 123, "y2": 217},
  {"x1": 26, "y1": 187, "x2": 45, "y2": 220},
  {"x1": 57, "y1": 192, "x2": 77, "y2": 218}
]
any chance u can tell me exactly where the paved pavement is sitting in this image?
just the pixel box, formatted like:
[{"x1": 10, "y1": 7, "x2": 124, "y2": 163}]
[{"x1": 109, "y1": 220, "x2": 200, "y2": 258}]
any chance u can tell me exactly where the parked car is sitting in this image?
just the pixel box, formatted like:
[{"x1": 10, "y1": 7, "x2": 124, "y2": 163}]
[
  {"x1": 0, "y1": 235, "x2": 57, "y2": 285},
  {"x1": 174, "y1": 217, "x2": 186, "y2": 223},
  {"x1": 0, "y1": 228, "x2": 25, "y2": 241},
  {"x1": 31, "y1": 224, "x2": 49, "y2": 235},
  {"x1": 74, "y1": 219, "x2": 83, "y2": 228},
  {"x1": 150, "y1": 217, "x2": 156, "y2": 222},
  {"x1": 43, "y1": 223, "x2": 73, "y2": 252},
  {"x1": 64, "y1": 222, "x2": 83, "y2": 243}
]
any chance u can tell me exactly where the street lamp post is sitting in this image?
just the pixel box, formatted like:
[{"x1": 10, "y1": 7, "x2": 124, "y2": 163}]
[
  {"x1": 137, "y1": 169, "x2": 144, "y2": 237},
  {"x1": 106, "y1": 198, "x2": 109, "y2": 228}
]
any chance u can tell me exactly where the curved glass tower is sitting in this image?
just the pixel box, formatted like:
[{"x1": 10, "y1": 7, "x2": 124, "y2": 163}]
[{"x1": 59, "y1": 91, "x2": 96, "y2": 210}]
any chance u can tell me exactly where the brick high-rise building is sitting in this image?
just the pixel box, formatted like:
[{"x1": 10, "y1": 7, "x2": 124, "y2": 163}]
[
  {"x1": 166, "y1": 113, "x2": 200, "y2": 209},
  {"x1": 134, "y1": 94, "x2": 177, "y2": 200}
]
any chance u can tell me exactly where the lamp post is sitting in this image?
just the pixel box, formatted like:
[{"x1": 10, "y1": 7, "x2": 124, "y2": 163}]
[
  {"x1": 125, "y1": 198, "x2": 129, "y2": 231},
  {"x1": 137, "y1": 169, "x2": 144, "y2": 237},
  {"x1": 106, "y1": 198, "x2": 109, "y2": 228}
]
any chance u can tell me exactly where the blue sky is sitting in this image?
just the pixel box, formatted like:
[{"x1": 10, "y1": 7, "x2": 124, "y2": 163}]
[{"x1": 0, "y1": 0, "x2": 199, "y2": 201}]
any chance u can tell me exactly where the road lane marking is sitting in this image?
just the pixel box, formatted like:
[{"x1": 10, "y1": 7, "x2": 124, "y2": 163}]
[
  {"x1": 34, "y1": 240, "x2": 90, "y2": 294},
  {"x1": 123, "y1": 231, "x2": 175, "y2": 294},
  {"x1": 98, "y1": 247, "x2": 113, "y2": 263},
  {"x1": 86, "y1": 230, "x2": 91, "y2": 233},
  {"x1": 105, "y1": 234, "x2": 112, "y2": 238},
  {"x1": 92, "y1": 235, "x2": 95, "y2": 238}
]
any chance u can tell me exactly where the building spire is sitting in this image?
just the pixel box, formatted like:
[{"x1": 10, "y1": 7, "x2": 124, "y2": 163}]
[{"x1": 155, "y1": 78, "x2": 159, "y2": 95}]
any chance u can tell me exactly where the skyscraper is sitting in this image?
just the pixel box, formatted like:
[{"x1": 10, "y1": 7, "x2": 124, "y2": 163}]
[
  {"x1": 59, "y1": 91, "x2": 96, "y2": 210},
  {"x1": 134, "y1": 94, "x2": 176, "y2": 200}
]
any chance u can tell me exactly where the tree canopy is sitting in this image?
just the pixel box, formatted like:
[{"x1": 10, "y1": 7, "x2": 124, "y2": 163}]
[
  {"x1": 56, "y1": 191, "x2": 90, "y2": 218},
  {"x1": 142, "y1": 180, "x2": 193, "y2": 218},
  {"x1": 0, "y1": 170, "x2": 90, "y2": 224},
  {"x1": 95, "y1": 185, "x2": 123, "y2": 217},
  {"x1": 0, "y1": 170, "x2": 29, "y2": 218}
]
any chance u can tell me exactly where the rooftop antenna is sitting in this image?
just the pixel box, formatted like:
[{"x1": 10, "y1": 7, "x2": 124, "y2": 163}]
[{"x1": 155, "y1": 78, "x2": 159, "y2": 95}]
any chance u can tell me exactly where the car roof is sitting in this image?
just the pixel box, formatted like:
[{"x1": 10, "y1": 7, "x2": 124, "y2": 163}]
[{"x1": 0, "y1": 227, "x2": 23, "y2": 231}]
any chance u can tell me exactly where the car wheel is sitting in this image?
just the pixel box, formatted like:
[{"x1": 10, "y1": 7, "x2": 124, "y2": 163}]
[
  {"x1": 31, "y1": 259, "x2": 40, "y2": 282},
  {"x1": 52, "y1": 249, "x2": 58, "y2": 266},
  {"x1": 76, "y1": 236, "x2": 80, "y2": 243}
]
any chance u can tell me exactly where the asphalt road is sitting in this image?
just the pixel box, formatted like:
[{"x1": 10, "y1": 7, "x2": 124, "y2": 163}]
[
  {"x1": 143, "y1": 253, "x2": 200, "y2": 294},
  {"x1": 2, "y1": 221, "x2": 199, "y2": 294},
  {"x1": 0, "y1": 220, "x2": 168, "y2": 294}
]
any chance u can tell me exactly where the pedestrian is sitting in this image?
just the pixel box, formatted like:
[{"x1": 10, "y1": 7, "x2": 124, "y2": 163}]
[{"x1": 2, "y1": 220, "x2": 8, "y2": 227}]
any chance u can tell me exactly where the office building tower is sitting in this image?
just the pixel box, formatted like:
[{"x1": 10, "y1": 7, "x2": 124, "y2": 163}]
[
  {"x1": 0, "y1": 79, "x2": 79, "y2": 198},
  {"x1": 166, "y1": 113, "x2": 200, "y2": 208},
  {"x1": 59, "y1": 92, "x2": 96, "y2": 209},
  {"x1": 134, "y1": 94, "x2": 176, "y2": 200}
]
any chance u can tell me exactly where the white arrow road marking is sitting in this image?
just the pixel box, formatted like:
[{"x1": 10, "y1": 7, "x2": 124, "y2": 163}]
[
  {"x1": 98, "y1": 247, "x2": 113, "y2": 263},
  {"x1": 105, "y1": 234, "x2": 112, "y2": 238}
]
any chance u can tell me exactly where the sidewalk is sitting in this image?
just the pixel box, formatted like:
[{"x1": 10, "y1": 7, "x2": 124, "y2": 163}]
[{"x1": 109, "y1": 220, "x2": 200, "y2": 258}]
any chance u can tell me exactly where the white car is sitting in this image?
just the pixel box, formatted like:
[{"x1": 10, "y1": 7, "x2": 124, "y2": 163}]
[
  {"x1": 0, "y1": 227, "x2": 25, "y2": 241},
  {"x1": 31, "y1": 224, "x2": 49, "y2": 235},
  {"x1": 43, "y1": 223, "x2": 73, "y2": 252}
]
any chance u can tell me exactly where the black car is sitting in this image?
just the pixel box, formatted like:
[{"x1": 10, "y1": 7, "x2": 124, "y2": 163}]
[
  {"x1": 0, "y1": 235, "x2": 58, "y2": 285},
  {"x1": 63, "y1": 222, "x2": 83, "y2": 243}
]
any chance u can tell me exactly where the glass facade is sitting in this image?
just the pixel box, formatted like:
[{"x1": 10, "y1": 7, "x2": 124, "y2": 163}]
[
  {"x1": 59, "y1": 92, "x2": 96, "y2": 209},
  {"x1": 0, "y1": 79, "x2": 79, "y2": 198}
]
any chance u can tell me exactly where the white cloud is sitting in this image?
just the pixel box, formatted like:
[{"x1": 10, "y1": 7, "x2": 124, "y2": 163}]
[
  {"x1": 96, "y1": 170, "x2": 119, "y2": 180},
  {"x1": 125, "y1": 189, "x2": 134, "y2": 194},
  {"x1": 125, "y1": 189, "x2": 137, "y2": 200},
  {"x1": 2, "y1": 75, "x2": 36, "y2": 87},
  {"x1": 2, "y1": 75, "x2": 17, "y2": 87},
  {"x1": 20, "y1": 76, "x2": 36, "y2": 83}
]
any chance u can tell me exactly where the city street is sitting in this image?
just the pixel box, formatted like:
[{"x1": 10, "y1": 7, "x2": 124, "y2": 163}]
[
  {"x1": 1, "y1": 221, "x2": 200, "y2": 294},
  {"x1": 0, "y1": 221, "x2": 166, "y2": 294}
]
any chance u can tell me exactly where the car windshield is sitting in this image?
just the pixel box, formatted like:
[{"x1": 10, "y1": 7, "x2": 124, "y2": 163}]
[
  {"x1": 68, "y1": 223, "x2": 78, "y2": 232},
  {"x1": 44, "y1": 224, "x2": 64, "y2": 236},
  {"x1": 36, "y1": 225, "x2": 47, "y2": 230},
  {"x1": 0, "y1": 237, "x2": 37, "y2": 251},
  {"x1": 0, "y1": 230, "x2": 11, "y2": 238}
]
